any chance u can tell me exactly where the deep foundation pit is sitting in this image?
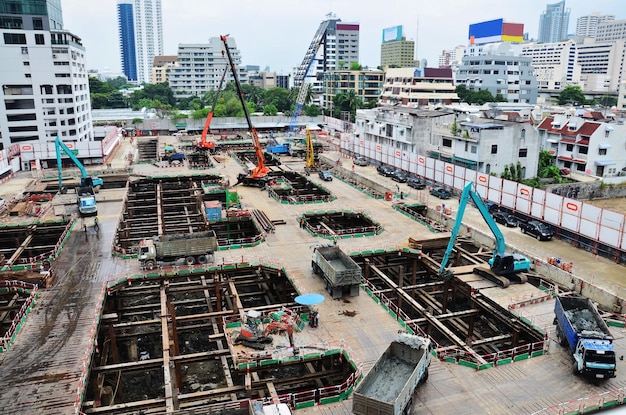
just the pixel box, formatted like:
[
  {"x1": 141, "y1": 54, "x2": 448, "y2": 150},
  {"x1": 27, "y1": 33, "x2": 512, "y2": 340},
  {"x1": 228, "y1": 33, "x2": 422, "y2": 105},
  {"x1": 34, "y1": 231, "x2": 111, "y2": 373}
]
[
  {"x1": 352, "y1": 250, "x2": 546, "y2": 365},
  {"x1": 301, "y1": 210, "x2": 383, "y2": 239},
  {"x1": 115, "y1": 175, "x2": 263, "y2": 253},
  {"x1": 136, "y1": 137, "x2": 158, "y2": 162},
  {"x1": 267, "y1": 171, "x2": 334, "y2": 204},
  {"x1": 82, "y1": 265, "x2": 358, "y2": 414}
]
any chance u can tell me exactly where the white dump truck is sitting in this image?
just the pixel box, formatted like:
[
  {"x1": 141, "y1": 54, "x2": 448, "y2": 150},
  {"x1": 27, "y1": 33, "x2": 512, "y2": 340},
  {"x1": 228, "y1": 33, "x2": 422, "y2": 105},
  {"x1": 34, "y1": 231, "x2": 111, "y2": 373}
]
[
  {"x1": 353, "y1": 333, "x2": 432, "y2": 415},
  {"x1": 311, "y1": 245, "x2": 362, "y2": 299},
  {"x1": 138, "y1": 230, "x2": 217, "y2": 269}
]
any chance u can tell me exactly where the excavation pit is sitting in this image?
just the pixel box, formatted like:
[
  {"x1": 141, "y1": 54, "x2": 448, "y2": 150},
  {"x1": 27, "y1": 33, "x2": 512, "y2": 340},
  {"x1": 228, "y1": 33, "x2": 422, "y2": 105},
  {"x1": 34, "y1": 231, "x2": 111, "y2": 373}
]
[
  {"x1": 267, "y1": 171, "x2": 334, "y2": 204},
  {"x1": 301, "y1": 210, "x2": 382, "y2": 239},
  {"x1": 83, "y1": 265, "x2": 359, "y2": 413}
]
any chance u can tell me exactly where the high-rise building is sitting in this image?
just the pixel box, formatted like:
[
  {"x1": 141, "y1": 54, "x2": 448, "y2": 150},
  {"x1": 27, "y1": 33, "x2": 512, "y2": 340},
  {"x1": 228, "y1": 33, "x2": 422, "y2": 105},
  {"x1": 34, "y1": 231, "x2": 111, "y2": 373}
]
[
  {"x1": 380, "y1": 25, "x2": 414, "y2": 68},
  {"x1": 538, "y1": 1, "x2": 570, "y2": 43},
  {"x1": 0, "y1": 0, "x2": 94, "y2": 169},
  {"x1": 169, "y1": 37, "x2": 244, "y2": 98},
  {"x1": 595, "y1": 19, "x2": 626, "y2": 42},
  {"x1": 576, "y1": 12, "x2": 614, "y2": 38},
  {"x1": 116, "y1": 0, "x2": 162, "y2": 84},
  {"x1": 294, "y1": 14, "x2": 360, "y2": 106},
  {"x1": 521, "y1": 40, "x2": 579, "y2": 91}
]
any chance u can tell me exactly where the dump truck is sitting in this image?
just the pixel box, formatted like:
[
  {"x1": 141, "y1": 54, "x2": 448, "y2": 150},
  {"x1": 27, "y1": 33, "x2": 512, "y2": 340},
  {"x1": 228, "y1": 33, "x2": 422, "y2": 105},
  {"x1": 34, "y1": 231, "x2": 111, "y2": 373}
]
[
  {"x1": 138, "y1": 230, "x2": 218, "y2": 269},
  {"x1": 353, "y1": 333, "x2": 432, "y2": 415},
  {"x1": 554, "y1": 295, "x2": 616, "y2": 379},
  {"x1": 311, "y1": 245, "x2": 361, "y2": 299},
  {"x1": 76, "y1": 186, "x2": 97, "y2": 216}
]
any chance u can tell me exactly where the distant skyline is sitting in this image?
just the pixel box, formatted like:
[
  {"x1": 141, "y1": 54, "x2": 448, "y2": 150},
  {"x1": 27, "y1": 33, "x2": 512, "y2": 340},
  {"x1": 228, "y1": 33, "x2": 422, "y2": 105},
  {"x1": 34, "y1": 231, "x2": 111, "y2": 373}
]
[{"x1": 60, "y1": 0, "x2": 624, "y2": 76}]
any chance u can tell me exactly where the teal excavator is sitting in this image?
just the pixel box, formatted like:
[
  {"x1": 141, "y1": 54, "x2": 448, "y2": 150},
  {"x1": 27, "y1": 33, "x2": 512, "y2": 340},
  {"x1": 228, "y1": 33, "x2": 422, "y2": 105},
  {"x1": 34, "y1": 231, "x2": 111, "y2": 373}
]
[{"x1": 438, "y1": 182, "x2": 531, "y2": 288}]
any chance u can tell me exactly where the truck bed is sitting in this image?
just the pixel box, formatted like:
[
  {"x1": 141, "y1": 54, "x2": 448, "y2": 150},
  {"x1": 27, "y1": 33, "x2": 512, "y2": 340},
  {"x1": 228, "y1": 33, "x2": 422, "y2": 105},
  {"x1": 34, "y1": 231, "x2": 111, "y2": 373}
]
[{"x1": 356, "y1": 353, "x2": 418, "y2": 402}]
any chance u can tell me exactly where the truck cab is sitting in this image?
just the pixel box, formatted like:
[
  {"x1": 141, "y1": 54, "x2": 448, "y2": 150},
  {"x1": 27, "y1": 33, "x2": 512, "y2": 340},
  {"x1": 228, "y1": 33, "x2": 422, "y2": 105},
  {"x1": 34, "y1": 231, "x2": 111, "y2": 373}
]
[
  {"x1": 574, "y1": 338, "x2": 616, "y2": 379},
  {"x1": 138, "y1": 239, "x2": 157, "y2": 264}
]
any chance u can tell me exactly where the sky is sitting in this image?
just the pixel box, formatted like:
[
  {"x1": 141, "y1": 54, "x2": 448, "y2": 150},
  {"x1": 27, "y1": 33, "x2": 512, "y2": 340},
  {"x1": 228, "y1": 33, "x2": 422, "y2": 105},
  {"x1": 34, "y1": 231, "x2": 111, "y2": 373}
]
[{"x1": 60, "y1": 0, "x2": 624, "y2": 76}]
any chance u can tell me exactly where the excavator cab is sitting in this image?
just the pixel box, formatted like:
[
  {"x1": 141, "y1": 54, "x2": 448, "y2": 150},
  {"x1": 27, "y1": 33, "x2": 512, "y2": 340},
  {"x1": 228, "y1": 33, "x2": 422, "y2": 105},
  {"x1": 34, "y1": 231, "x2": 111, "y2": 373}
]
[{"x1": 490, "y1": 253, "x2": 531, "y2": 275}]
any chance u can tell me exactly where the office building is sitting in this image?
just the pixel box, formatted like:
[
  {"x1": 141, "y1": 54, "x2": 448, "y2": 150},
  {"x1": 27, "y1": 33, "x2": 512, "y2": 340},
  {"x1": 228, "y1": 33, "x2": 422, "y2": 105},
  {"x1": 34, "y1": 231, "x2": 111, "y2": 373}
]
[
  {"x1": 380, "y1": 25, "x2": 414, "y2": 68},
  {"x1": 294, "y1": 14, "x2": 359, "y2": 105},
  {"x1": 576, "y1": 12, "x2": 614, "y2": 38},
  {"x1": 169, "y1": 37, "x2": 244, "y2": 98},
  {"x1": 576, "y1": 39, "x2": 626, "y2": 93},
  {"x1": 595, "y1": 19, "x2": 626, "y2": 42},
  {"x1": 0, "y1": 0, "x2": 94, "y2": 171},
  {"x1": 538, "y1": 1, "x2": 570, "y2": 43},
  {"x1": 380, "y1": 67, "x2": 458, "y2": 107},
  {"x1": 151, "y1": 55, "x2": 177, "y2": 84},
  {"x1": 521, "y1": 40, "x2": 579, "y2": 91},
  {"x1": 116, "y1": 0, "x2": 163, "y2": 83}
]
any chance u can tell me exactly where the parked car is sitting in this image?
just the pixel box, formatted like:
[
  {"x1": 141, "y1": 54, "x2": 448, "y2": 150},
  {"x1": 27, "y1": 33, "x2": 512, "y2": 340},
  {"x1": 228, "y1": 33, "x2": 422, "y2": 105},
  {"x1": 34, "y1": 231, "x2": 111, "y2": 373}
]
[
  {"x1": 406, "y1": 177, "x2": 426, "y2": 190},
  {"x1": 519, "y1": 220, "x2": 555, "y2": 241},
  {"x1": 353, "y1": 157, "x2": 368, "y2": 166},
  {"x1": 318, "y1": 170, "x2": 333, "y2": 181},
  {"x1": 391, "y1": 170, "x2": 408, "y2": 183},
  {"x1": 377, "y1": 165, "x2": 395, "y2": 177},
  {"x1": 429, "y1": 187, "x2": 452, "y2": 199},
  {"x1": 492, "y1": 212, "x2": 518, "y2": 227}
]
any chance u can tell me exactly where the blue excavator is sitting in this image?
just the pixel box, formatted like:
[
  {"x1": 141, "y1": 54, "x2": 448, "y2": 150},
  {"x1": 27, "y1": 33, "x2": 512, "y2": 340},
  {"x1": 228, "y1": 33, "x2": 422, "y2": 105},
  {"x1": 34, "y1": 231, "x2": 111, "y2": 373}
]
[{"x1": 438, "y1": 182, "x2": 531, "y2": 288}]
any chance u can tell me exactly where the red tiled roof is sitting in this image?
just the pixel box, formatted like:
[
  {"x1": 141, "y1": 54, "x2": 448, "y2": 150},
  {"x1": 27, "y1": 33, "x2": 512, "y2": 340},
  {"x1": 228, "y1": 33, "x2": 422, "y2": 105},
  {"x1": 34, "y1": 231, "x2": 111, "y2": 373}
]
[
  {"x1": 538, "y1": 117, "x2": 601, "y2": 137},
  {"x1": 577, "y1": 123, "x2": 600, "y2": 136}
]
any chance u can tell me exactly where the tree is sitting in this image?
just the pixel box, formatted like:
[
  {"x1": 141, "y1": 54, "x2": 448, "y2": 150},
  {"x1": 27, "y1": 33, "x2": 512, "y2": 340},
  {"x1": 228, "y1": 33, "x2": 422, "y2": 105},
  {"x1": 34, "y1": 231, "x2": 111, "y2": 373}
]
[
  {"x1": 90, "y1": 93, "x2": 109, "y2": 109},
  {"x1": 558, "y1": 85, "x2": 586, "y2": 106},
  {"x1": 263, "y1": 104, "x2": 278, "y2": 116},
  {"x1": 264, "y1": 87, "x2": 291, "y2": 112},
  {"x1": 350, "y1": 62, "x2": 363, "y2": 70},
  {"x1": 107, "y1": 76, "x2": 131, "y2": 89},
  {"x1": 129, "y1": 82, "x2": 175, "y2": 109},
  {"x1": 303, "y1": 104, "x2": 320, "y2": 117},
  {"x1": 455, "y1": 85, "x2": 469, "y2": 102},
  {"x1": 89, "y1": 77, "x2": 114, "y2": 94},
  {"x1": 106, "y1": 91, "x2": 127, "y2": 109}
]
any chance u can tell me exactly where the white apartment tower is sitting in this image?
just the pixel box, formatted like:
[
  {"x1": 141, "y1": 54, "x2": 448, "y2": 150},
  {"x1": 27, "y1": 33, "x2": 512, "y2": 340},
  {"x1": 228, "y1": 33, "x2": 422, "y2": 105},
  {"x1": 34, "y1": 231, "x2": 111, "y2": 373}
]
[
  {"x1": 168, "y1": 36, "x2": 244, "y2": 98},
  {"x1": 117, "y1": 0, "x2": 163, "y2": 84},
  {"x1": 0, "y1": 0, "x2": 93, "y2": 165},
  {"x1": 576, "y1": 12, "x2": 614, "y2": 38},
  {"x1": 595, "y1": 19, "x2": 626, "y2": 43}
]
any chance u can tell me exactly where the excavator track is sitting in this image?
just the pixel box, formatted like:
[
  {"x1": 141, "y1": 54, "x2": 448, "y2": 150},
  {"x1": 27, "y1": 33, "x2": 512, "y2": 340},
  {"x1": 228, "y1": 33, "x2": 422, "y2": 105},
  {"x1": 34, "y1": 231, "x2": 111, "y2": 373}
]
[
  {"x1": 505, "y1": 273, "x2": 528, "y2": 284},
  {"x1": 473, "y1": 266, "x2": 510, "y2": 288}
]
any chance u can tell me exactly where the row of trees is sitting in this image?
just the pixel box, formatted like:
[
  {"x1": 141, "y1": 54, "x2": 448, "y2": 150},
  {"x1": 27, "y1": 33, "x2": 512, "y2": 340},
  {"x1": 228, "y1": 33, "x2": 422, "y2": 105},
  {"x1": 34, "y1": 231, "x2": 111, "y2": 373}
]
[{"x1": 89, "y1": 77, "x2": 372, "y2": 122}]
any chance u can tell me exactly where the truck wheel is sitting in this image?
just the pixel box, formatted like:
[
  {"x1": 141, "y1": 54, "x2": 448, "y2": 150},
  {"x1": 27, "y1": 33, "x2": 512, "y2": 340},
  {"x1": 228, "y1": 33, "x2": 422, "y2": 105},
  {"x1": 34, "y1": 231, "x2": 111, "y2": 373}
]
[
  {"x1": 197, "y1": 255, "x2": 208, "y2": 264},
  {"x1": 422, "y1": 368, "x2": 429, "y2": 382},
  {"x1": 521, "y1": 227, "x2": 525, "y2": 234},
  {"x1": 185, "y1": 256, "x2": 195, "y2": 265},
  {"x1": 536, "y1": 234, "x2": 541, "y2": 241},
  {"x1": 572, "y1": 361, "x2": 580, "y2": 376},
  {"x1": 145, "y1": 260, "x2": 156, "y2": 270}
]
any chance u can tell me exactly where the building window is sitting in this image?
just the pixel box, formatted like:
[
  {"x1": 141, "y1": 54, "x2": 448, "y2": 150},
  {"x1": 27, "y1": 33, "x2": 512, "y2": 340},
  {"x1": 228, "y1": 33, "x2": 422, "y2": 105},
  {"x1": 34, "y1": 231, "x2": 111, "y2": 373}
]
[
  {"x1": 599, "y1": 148, "x2": 607, "y2": 155},
  {"x1": 486, "y1": 163, "x2": 491, "y2": 174},
  {"x1": 520, "y1": 128, "x2": 526, "y2": 139},
  {"x1": 605, "y1": 130, "x2": 611, "y2": 138},
  {"x1": 0, "y1": 16, "x2": 23, "y2": 29},
  {"x1": 4, "y1": 33, "x2": 27, "y2": 44},
  {"x1": 471, "y1": 145, "x2": 477, "y2": 154},
  {"x1": 35, "y1": 34, "x2": 44, "y2": 45},
  {"x1": 519, "y1": 148, "x2": 527, "y2": 158},
  {"x1": 33, "y1": 17, "x2": 43, "y2": 30},
  {"x1": 491, "y1": 145, "x2": 497, "y2": 154},
  {"x1": 566, "y1": 144, "x2": 574, "y2": 151},
  {"x1": 579, "y1": 146, "x2": 588, "y2": 155},
  {"x1": 442, "y1": 138, "x2": 452, "y2": 148}
]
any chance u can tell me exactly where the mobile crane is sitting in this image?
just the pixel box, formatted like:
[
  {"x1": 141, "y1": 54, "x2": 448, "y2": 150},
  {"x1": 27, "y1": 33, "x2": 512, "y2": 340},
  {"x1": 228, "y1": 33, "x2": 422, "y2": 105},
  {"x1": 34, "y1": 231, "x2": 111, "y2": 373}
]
[
  {"x1": 438, "y1": 182, "x2": 531, "y2": 288},
  {"x1": 197, "y1": 60, "x2": 228, "y2": 153},
  {"x1": 220, "y1": 34, "x2": 270, "y2": 187}
]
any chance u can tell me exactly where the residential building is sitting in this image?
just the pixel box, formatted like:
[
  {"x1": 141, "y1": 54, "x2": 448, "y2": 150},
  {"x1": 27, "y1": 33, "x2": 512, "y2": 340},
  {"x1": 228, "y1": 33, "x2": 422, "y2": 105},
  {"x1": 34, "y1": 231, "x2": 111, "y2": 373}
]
[
  {"x1": 294, "y1": 14, "x2": 359, "y2": 105},
  {"x1": 0, "y1": 0, "x2": 94, "y2": 171},
  {"x1": 116, "y1": 0, "x2": 162, "y2": 84},
  {"x1": 595, "y1": 19, "x2": 626, "y2": 42},
  {"x1": 538, "y1": 114, "x2": 626, "y2": 179},
  {"x1": 380, "y1": 67, "x2": 458, "y2": 107},
  {"x1": 349, "y1": 106, "x2": 538, "y2": 179},
  {"x1": 168, "y1": 37, "x2": 244, "y2": 98},
  {"x1": 276, "y1": 74, "x2": 290, "y2": 89},
  {"x1": 380, "y1": 25, "x2": 414, "y2": 68},
  {"x1": 521, "y1": 40, "x2": 579, "y2": 91},
  {"x1": 576, "y1": 12, "x2": 614, "y2": 38},
  {"x1": 456, "y1": 43, "x2": 538, "y2": 104},
  {"x1": 538, "y1": 1, "x2": 570, "y2": 43},
  {"x1": 618, "y1": 81, "x2": 626, "y2": 113},
  {"x1": 322, "y1": 68, "x2": 384, "y2": 111},
  {"x1": 248, "y1": 71, "x2": 277, "y2": 90},
  {"x1": 577, "y1": 38, "x2": 625, "y2": 93},
  {"x1": 151, "y1": 55, "x2": 176, "y2": 84}
]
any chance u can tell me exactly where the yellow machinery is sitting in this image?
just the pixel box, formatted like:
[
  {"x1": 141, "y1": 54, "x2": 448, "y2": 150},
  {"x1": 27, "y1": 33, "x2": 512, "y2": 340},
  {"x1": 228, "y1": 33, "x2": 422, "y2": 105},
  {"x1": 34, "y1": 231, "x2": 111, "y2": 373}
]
[{"x1": 305, "y1": 127, "x2": 315, "y2": 170}]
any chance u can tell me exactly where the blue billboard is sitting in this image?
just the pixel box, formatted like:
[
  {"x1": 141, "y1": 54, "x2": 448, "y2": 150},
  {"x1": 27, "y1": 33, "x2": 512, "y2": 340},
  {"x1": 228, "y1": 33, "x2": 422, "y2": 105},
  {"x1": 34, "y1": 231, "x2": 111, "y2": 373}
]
[
  {"x1": 382, "y1": 25, "x2": 403, "y2": 43},
  {"x1": 468, "y1": 18, "x2": 504, "y2": 45}
]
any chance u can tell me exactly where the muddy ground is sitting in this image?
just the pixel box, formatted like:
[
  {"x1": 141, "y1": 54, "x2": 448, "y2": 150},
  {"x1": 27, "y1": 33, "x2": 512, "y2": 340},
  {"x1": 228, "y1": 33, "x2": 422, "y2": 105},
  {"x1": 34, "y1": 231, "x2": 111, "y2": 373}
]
[{"x1": 582, "y1": 197, "x2": 626, "y2": 215}]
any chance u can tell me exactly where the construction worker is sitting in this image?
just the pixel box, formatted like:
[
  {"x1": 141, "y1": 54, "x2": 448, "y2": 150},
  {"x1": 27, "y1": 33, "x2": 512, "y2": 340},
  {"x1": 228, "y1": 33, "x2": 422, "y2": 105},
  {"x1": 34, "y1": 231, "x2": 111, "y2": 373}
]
[{"x1": 94, "y1": 216, "x2": 99, "y2": 231}]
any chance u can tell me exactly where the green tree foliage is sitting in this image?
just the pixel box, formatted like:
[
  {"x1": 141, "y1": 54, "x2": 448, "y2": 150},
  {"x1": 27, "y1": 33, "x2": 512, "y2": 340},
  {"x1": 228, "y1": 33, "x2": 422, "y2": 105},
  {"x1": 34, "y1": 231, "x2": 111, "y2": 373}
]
[
  {"x1": 455, "y1": 85, "x2": 469, "y2": 102},
  {"x1": 558, "y1": 85, "x2": 587, "y2": 106},
  {"x1": 107, "y1": 76, "x2": 131, "y2": 89},
  {"x1": 264, "y1": 87, "x2": 291, "y2": 112},
  {"x1": 454, "y1": 85, "x2": 506, "y2": 104},
  {"x1": 130, "y1": 82, "x2": 175, "y2": 110},
  {"x1": 263, "y1": 104, "x2": 278, "y2": 116},
  {"x1": 106, "y1": 91, "x2": 127, "y2": 109},
  {"x1": 350, "y1": 62, "x2": 363, "y2": 70},
  {"x1": 331, "y1": 90, "x2": 362, "y2": 121},
  {"x1": 90, "y1": 93, "x2": 109, "y2": 109},
  {"x1": 303, "y1": 104, "x2": 320, "y2": 117},
  {"x1": 89, "y1": 77, "x2": 115, "y2": 94}
]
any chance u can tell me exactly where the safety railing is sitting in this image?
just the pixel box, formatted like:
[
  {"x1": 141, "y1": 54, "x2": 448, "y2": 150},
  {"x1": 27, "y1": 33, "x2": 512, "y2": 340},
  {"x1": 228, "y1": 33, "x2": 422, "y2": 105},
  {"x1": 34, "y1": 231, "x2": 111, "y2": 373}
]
[{"x1": 0, "y1": 280, "x2": 39, "y2": 353}]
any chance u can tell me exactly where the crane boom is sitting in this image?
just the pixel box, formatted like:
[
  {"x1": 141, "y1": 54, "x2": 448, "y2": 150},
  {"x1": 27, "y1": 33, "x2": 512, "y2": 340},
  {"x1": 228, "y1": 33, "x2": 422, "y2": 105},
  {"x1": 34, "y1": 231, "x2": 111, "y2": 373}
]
[
  {"x1": 55, "y1": 136, "x2": 103, "y2": 189},
  {"x1": 198, "y1": 60, "x2": 228, "y2": 151},
  {"x1": 220, "y1": 35, "x2": 268, "y2": 181}
]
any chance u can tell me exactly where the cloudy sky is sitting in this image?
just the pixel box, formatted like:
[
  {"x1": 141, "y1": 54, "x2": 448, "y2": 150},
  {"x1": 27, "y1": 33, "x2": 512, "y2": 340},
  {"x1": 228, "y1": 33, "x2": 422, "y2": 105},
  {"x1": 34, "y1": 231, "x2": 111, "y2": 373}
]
[{"x1": 61, "y1": 0, "x2": 624, "y2": 75}]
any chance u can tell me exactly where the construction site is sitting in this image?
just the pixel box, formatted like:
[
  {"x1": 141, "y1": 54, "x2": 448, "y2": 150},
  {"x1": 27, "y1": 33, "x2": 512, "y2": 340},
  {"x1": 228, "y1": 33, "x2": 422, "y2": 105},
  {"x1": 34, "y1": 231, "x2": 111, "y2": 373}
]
[{"x1": 2, "y1": 37, "x2": 626, "y2": 415}]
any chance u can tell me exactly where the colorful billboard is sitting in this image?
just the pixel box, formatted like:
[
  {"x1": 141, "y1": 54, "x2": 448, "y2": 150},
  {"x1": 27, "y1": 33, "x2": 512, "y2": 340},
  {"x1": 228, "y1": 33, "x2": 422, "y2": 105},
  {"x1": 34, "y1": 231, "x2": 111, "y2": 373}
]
[
  {"x1": 468, "y1": 19, "x2": 523, "y2": 45},
  {"x1": 382, "y1": 25, "x2": 403, "y2": 43}
]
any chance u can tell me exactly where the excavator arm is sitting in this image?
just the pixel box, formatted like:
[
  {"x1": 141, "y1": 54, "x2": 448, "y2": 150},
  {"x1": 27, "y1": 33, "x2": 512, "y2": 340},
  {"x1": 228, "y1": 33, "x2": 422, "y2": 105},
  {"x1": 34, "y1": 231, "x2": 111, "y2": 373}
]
[
  {"x1": 198, "y1": 59, "x2": 228, "y2": 150},
  {"x1": 305, "y1": 127, "x2": 315, "y2": 169},
  {"x1": 220, "y1": 35, "x2": 268, "y2": 179}
]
